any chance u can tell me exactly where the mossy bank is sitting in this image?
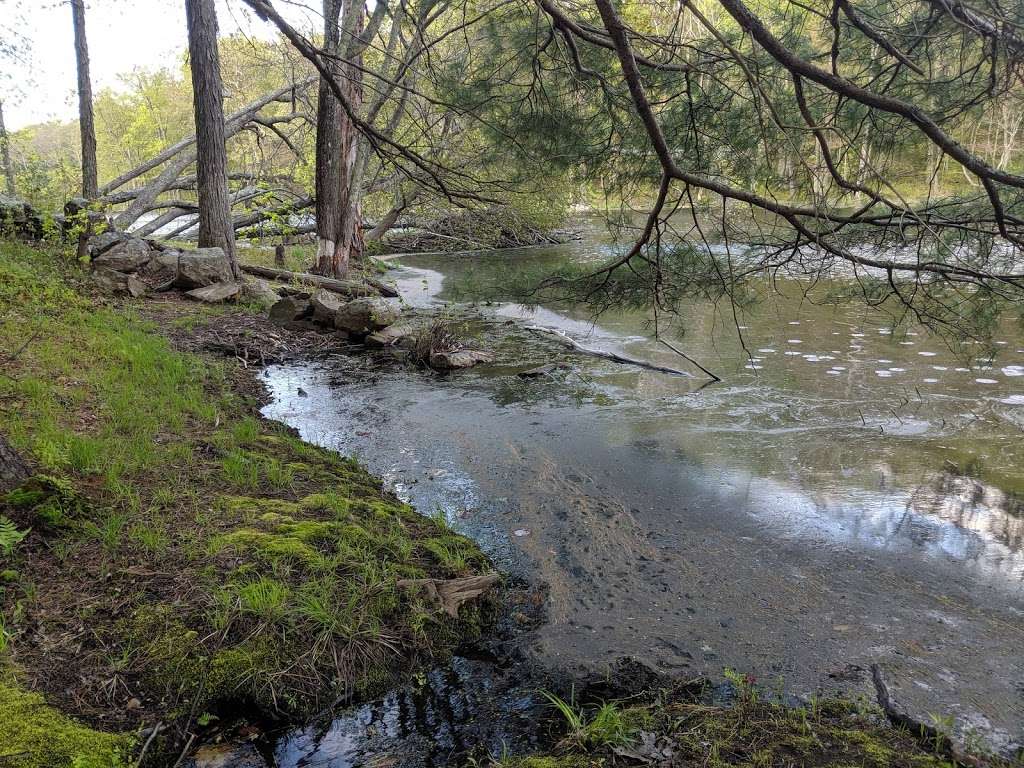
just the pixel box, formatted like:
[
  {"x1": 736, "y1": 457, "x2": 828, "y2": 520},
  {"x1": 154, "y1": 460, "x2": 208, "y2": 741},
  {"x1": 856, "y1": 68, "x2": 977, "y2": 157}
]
[{"x1": 0, "y1": 240, "x2": 494, "y2": 766}]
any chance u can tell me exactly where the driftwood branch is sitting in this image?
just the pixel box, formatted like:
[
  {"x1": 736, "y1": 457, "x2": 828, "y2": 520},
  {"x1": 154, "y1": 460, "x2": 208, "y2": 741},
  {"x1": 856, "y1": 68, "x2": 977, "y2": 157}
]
[
  {"x1": 397, "y1": 573, "x2": 500, "y2": 618},
  {"x1": 525, "y1": 325, "x2": 697, "y2": 378},
  {"x1": 239, "y1": 263, "x2": 398, "y2": 297}
]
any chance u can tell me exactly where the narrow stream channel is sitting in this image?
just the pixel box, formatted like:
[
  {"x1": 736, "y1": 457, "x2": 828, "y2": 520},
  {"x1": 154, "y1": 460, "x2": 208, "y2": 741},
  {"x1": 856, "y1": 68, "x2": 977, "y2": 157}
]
[{"x1": 262, "y1": 227, "x2": 1024, "y2": 762}]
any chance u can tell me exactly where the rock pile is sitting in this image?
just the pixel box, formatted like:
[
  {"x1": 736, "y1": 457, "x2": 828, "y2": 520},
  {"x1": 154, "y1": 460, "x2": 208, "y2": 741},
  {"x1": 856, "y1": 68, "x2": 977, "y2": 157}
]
[{"x1": 86, "y1": 229, "x2": 278, "y2": 307}]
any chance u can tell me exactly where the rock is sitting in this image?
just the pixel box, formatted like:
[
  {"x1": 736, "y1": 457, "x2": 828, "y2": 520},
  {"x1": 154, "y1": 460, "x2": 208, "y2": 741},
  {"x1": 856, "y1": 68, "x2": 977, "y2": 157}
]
[
  {"x1": 333, "y1": 297, "x2": 400, "y2": 336},
  {"x1": 517, "y1": 363, "x2": 561, "y2": 378},
  {"x1": 239, "y1": 278, "x2": 280, "y2": 309},
  {"x1": 173, "y1": 247, "x2": 233, "y2": 290},
  {"x1": 0, "y1": 195, "x2": 43, "y2": 239},
  {"x1": 87, "y1": 230, "x2": 128, "y2": 258},
  {"x1": 185, "y1": 281, "x2": 240, "y2": 303},
  {"x1": 309, "y1": 288, "x2": 344, "y2": 325},
  {"x1": 92, "y1": 237, "x2": 152, "y2": 273},
  {"x1": 186, "y1": 742, "x2": 268, "y2": 768},
  {"x1": 366, "y1": 323, "x2": 415, "y2": 347},
  {"x1": 269, "y1": 297, "x2": 313, "y2": 324},
  {"x1": 139, "y1": 249, "x2": 181, "y2": 278},
  {"x1": 429, "y1": 349, "x2": 494, "y2": 370},
  {"x1": 92, "y1": 267, "x2": 146, "y2": 297}
]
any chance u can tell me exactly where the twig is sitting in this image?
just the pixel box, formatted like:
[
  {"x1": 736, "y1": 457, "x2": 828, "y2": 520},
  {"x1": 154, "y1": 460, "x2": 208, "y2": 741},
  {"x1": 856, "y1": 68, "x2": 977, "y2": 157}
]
[
  {"x1": 134, "y1": 722, "x2": 164, "y2": 768},
  {"x1": 524, "y1": 325, "x2": 695, "y2": 378}
]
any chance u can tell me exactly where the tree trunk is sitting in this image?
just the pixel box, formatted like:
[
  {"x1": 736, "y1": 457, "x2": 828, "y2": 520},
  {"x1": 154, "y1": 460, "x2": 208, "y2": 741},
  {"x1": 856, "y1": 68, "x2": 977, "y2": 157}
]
[
  {"x1": 71, "y1": 0, "x2": 97, "y2": 199},
  {"x1": 0, "y1": 434, "x2": 31, "y2": 493},
  {"x1": 314, "y1": 0, "x2": 365, "y2": 279},
  {"x1": 185, "y1": 0, "x2": 238, "y2": 276},
  {"x1": 0, "y1": 100, "x2": 14, "y2": 196}
]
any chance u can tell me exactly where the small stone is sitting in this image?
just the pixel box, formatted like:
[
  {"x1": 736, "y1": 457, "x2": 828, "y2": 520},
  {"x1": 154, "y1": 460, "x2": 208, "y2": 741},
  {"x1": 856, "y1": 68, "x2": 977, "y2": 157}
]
[
  {"x1": 269, "y1": 297, "x2": 312, "y2": 324},
  {"x1": 186, "y1": 742, "x2": 268, "y2": 768},
  {"x1": 185, "y1": 281, "x2": 240, "y2": 303},
  {"x1": 429, "y1": 349, "x2": 494, "y2": 370},
  {"x1": 365, "y1": 323, "x2": 414, "y2": 347},
  {"x1": 93, "y1": 267, "x2": 146, "y2": 297},
  {"x1": 239, "y1": 277, "x2": 280, "y2": 309}
]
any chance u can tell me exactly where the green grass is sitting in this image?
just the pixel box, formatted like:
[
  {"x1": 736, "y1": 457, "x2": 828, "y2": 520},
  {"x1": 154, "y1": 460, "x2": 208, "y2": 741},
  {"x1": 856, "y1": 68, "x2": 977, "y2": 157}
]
[
  {"x1": 510, "y1": 678, "x2": 977, "y2": 768},
  {"x1": 0, "y1": 239, "x2": 494, "y2": 763}
]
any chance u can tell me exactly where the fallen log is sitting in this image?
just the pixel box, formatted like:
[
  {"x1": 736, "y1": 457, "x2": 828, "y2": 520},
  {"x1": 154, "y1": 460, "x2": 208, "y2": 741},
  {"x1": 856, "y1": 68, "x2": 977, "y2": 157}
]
[
  {"x1": 239, "y1": 263, "x2": 399, "y2": 297},
  {"x1": 397, "y1": 573, "x2": 500, "y2": 618},
  {"x1": 524, "y1": 325, "x2": 697, "y2": 378}
]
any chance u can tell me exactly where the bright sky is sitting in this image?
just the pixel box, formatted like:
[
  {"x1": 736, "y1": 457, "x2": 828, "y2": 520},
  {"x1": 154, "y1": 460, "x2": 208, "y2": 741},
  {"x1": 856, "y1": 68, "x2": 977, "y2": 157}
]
[{"x1": 3, "y1": 0, "x2": 320, "y2": 131}]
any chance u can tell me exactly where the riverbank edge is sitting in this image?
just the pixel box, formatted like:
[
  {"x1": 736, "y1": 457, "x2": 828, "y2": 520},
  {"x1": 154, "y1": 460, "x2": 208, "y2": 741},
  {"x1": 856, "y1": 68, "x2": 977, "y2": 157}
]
[{"x1": 0, "y1": 240, "x2": 500, "y2": 767}]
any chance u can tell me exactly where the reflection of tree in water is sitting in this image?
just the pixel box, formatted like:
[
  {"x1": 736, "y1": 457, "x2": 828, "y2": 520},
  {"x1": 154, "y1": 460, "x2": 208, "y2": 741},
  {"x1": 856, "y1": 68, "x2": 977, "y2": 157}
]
[{"x1": 909, "y1": 470, "x2": 1024, "y2": 554}]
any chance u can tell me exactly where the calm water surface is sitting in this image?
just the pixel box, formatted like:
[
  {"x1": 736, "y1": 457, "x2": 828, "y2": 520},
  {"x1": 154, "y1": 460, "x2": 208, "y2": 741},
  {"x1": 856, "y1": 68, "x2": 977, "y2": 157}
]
[{"x1": 265, "y1": 228, "x2": 1024, "y2": 760}]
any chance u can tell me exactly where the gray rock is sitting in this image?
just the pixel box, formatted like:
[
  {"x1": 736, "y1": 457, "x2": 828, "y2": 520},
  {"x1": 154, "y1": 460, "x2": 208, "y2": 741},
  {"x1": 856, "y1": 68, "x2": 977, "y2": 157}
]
[
  {"x1": 186, "y1": 741, "x2": 268, "y2": 768},
  {"x1": 87, "y1": 230, "x2": 127, "y2": 258},
  {"x1": 333, "y1": 297, "x2": 400, "y2": 336},
  {"x1": 269, "y1": 297, "x2": 313, "y2": 324},
  {"x1": 0, "y1": 195, "x2": 43, "y2": 239},
  {"x1": 185, "y1": 281, "x2": 241, "y2": 303},
  {"x1": 239, "y1": 278, "x2": 280, "y2": 309},
  {"x1": 365, "y1": 323, "x2": 415, "y2": 347},
  {"x1": 139, "y1": 249, "x2": 181, "y2": 278},
  {"x1": 93, "y1": 267, "x2": 147, "y2": 298},
  {"x1": 429, "y1": 349, "x2": 494, "y2": 369},
  {"x1": 310, "y1": 288, "x2": 343, "y2": 325},
  {"x1": 173, "y1": 247, "x2": 233, "y2": 290},
  {"x1": 92, "y1": 237, "x2": 152, "y2": 273}
]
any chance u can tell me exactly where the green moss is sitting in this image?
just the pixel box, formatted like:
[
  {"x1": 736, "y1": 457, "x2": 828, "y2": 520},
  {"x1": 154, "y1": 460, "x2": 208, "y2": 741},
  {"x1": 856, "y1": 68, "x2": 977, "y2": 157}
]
[
  {"x1": 0, "y1": 241, "x2": 494, "y2": 739},
  {"x1": 0, "y1": 673, "x2": 132, "y2": 768}
]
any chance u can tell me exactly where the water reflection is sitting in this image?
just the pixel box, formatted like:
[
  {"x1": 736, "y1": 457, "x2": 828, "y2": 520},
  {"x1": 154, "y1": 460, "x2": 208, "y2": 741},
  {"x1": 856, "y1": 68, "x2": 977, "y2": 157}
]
[{"x1": 273, "y1": 657, "x2": 544, "y2": 768}]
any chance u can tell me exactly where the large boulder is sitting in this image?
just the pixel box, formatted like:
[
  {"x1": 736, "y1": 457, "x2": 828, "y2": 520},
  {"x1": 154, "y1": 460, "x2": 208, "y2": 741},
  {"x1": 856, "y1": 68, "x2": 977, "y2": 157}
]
[
  {"x1": 92, "y1": 267, "x2": 146, "y2": 298},
  {"x1": 333, "y1": 298, "x2": 400, "y2": 336},
  {"x1": 185, "y1": 282, "x2": 241, "y2": 303},
  {"x1": 139, "y1": 248, "x2": 181, "y2": 279},
  {"x1": 429, "y1": 349, "x2": 494, "y2": 370},
  {"x1": 239, "y1": 278, "x2": 280, "y2": 309},
  {"x1": 309, "y1": 288, "x2": 343, "y2": 325},
  {"x1": 87, "y1": 230, "x2": 128, "y2": 258},
  {"x1": 92, "y1": 237, "x2": 152, "y2": 273},
  {"x1": 269, "y1": 297, "x2": 313, "y2": 324},
  {"x1": 173, "y1": 247, "x2": 234, "y2": 290}
]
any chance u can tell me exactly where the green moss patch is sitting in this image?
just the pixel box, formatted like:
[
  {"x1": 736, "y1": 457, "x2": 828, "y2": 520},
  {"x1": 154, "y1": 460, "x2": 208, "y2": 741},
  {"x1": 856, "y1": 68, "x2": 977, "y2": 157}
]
[{"x1": 0, "y1": 673, "x2": 132, "y2": 768}]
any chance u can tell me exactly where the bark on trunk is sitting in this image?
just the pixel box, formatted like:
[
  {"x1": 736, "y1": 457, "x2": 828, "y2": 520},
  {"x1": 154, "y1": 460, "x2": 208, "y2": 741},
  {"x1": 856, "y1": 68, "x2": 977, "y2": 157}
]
[
  {"x1": 314, "y1": 0, "x2": 365, "y2": 279},
  {"x1": 72, "y1": 0, "x2": 98, "y2": 199},
  {"x1": 186, "y1": 0, "x2": 237, "y2": 276},
  {"x1": 0, "y1": 100, "x2": 15, "y2": 196},
  {"x1": 0, "y1": 434, "x2": 31, "y2": 493}
]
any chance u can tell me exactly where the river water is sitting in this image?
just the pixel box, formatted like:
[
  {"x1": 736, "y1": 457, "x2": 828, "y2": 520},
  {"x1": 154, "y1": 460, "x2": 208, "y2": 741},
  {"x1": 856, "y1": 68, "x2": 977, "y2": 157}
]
[{"x1": 262, "y1": 228, "x2": 1024, "y2": 761}]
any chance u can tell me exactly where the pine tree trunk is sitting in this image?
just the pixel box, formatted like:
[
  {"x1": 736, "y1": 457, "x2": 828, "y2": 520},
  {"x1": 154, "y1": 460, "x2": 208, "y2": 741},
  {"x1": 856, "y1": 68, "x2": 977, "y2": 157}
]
[
  {"x1": 186, "y1": 0, "x2": 238, "y2": 276},
  {"x1": 71, "y1": 0, "x2": 97, "y2": 199},
  {"x1": 314, "y1": 0, "x2": 365, "y2": 279},
  {"x1": 0, "y1": 100, "x2": 15, "y2": 196}
]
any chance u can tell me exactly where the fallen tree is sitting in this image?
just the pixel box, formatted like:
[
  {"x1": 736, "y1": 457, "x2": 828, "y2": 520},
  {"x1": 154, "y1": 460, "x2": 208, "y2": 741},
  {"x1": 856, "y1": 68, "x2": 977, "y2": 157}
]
[{"x1": 240, "y1": 263, "x2": 399, "y2": 297}]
